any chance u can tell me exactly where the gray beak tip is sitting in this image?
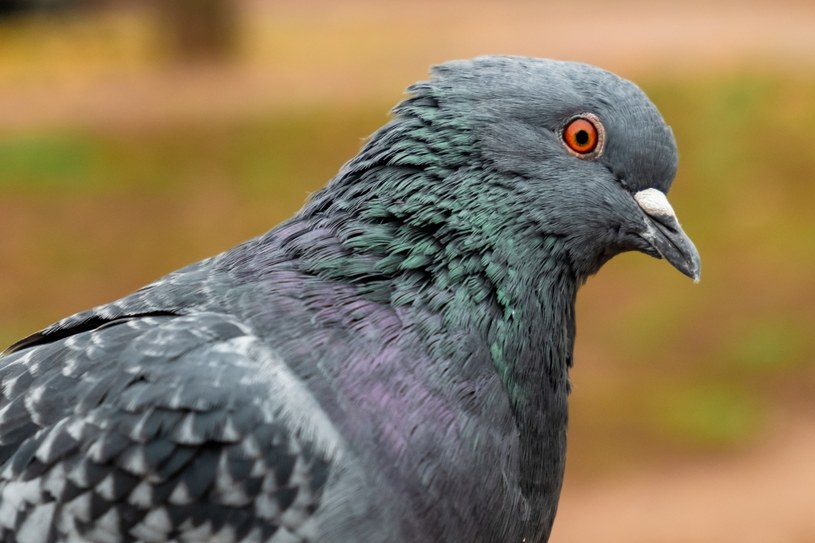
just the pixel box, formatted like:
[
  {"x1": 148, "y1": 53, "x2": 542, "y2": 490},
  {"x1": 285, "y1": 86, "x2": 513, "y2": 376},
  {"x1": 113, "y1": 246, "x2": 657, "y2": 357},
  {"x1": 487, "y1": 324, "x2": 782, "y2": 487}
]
[
  {"x1": 634, "y1": 189, "x2": 701, "y2": 283},
  {"x1": 689, "y1": 261, "x2": 702, "y2": 284}
]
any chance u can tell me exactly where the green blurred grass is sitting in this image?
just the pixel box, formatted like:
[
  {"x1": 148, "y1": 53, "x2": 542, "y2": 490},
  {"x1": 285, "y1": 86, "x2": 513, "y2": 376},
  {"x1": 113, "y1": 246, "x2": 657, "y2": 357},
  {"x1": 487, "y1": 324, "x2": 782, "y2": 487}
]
[{"x1": 1, "y1": 71, "x2": 814, "y2": 476}]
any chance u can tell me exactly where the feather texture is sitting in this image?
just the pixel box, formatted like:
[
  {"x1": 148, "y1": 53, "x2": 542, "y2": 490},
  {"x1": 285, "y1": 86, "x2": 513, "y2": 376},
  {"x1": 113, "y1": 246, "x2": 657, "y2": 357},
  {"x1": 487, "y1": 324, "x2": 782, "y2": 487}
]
[{"x1": 0, "y1": 56, "x2": 696, "y2": 542}]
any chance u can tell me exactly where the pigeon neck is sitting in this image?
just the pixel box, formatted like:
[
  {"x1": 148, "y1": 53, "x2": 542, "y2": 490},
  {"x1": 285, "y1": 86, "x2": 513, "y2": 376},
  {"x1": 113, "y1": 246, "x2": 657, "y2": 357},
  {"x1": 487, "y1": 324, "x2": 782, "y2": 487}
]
[
  {"x1": 282, "y1": 198, "x2": 578, "y2": 515},
  {"x1": 425, "y1": 235, "x2": 578, "y2": 402},
  {"x1": 293, "y1": 188, "x2": 579, "y2": 402},
  {"x1": 403, "y1": 231, "x2": 577, "y2": 517},
  {"x1": 294, "y1": 107, "x2": 581, "y2": 402}
]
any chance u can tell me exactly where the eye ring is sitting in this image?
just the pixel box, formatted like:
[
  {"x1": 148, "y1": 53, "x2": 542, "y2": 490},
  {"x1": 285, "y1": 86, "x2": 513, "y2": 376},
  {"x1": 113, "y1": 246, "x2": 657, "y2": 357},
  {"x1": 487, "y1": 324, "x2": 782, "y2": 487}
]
[{"x1": 561, "y1": 113, "x2": 605, "y2": 159}]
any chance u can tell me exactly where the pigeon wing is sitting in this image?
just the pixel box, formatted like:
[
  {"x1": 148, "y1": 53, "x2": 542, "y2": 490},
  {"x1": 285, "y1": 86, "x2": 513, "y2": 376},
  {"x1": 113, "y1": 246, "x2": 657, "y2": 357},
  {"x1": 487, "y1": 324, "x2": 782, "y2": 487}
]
[{"x1": 0, "y1": 312, "x2": 342, "y2": 543}]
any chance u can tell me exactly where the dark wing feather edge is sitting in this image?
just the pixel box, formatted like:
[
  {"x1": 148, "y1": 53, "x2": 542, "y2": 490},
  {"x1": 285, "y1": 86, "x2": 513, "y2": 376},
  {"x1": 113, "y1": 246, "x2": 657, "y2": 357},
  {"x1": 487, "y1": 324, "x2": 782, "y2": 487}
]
[{"x1": 0, "y1": 312, "x2": 339, "y2": 543}]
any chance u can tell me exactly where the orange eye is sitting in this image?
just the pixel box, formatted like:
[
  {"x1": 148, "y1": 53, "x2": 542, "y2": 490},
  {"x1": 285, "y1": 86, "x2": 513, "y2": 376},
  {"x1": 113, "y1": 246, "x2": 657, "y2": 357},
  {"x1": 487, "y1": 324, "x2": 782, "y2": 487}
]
[{"x1": 562, "y1": 115, "x2": 603, "y2": 157}]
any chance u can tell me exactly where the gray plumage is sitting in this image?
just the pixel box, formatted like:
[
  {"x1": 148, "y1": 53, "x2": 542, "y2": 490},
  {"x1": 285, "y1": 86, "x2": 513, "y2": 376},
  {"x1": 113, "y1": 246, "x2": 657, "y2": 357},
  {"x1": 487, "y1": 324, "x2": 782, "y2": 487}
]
[{"x1": 0, "y1": 56, "x2": 699, "y2": 542}]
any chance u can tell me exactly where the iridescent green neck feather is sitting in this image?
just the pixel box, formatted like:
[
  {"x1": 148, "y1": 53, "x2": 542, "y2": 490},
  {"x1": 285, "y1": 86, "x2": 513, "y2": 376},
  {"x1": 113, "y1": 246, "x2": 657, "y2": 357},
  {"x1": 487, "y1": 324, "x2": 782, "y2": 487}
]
[{"x1": 293, "y1": 86, "x2": 579, "y2": 412}]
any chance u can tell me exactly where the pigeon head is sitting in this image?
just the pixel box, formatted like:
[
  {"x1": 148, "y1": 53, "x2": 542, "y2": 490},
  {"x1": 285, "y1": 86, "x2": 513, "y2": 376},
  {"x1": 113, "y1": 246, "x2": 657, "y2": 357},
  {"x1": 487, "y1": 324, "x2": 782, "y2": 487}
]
[
  {"x1": 420, "y1": 56, "x2": 701, "y2": 281},
  {"x1": 300, "y1": 55, "x2": 699, "y2": 293}
]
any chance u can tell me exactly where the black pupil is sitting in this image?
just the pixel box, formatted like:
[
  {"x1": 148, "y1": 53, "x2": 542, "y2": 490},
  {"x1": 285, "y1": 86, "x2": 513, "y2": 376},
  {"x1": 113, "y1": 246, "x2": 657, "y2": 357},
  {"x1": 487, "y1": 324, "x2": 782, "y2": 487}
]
[{"x1": 575, "y1": 129, "x2": 590, "y2": 146}]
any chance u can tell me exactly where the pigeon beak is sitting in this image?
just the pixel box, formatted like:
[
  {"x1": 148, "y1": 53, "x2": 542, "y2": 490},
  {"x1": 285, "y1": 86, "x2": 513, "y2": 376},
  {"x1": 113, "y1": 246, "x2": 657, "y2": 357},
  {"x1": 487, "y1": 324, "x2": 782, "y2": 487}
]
[{"x1": 634, "y1": 188, "x2": 701, "y2": 282}]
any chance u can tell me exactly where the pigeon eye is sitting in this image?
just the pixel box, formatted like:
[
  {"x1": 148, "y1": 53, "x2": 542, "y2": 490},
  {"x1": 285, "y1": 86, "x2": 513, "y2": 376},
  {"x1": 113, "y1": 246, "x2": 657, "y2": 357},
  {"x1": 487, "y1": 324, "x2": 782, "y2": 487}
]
[{"x1": 561, "y1": 114, "x2": 604, "y2": 158}]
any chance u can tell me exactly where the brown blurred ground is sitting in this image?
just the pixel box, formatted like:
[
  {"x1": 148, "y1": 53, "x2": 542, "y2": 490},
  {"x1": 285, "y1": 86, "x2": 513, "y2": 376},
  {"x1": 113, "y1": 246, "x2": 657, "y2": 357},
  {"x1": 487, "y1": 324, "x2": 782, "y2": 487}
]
[
  {"x1": 557, "y1": 410, "x2": 815, "y2": 542},
  {"x1": 1, "y1": 1, "x2": 814, "y2": 541}
]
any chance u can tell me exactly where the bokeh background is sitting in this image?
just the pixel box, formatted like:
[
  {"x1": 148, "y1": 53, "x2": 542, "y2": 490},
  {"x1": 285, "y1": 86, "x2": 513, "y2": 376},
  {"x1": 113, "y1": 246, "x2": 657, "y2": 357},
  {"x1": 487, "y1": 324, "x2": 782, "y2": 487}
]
[{"x1": 1, "y1": 0, "x2": 813, "y2": 541}]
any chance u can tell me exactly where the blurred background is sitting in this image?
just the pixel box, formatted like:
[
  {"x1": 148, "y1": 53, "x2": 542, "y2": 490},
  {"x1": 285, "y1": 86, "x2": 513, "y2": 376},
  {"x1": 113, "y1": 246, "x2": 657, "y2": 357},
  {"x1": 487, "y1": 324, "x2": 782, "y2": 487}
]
[{"x1": 0, "y1": 0, "x2": 813, "y2": 541}]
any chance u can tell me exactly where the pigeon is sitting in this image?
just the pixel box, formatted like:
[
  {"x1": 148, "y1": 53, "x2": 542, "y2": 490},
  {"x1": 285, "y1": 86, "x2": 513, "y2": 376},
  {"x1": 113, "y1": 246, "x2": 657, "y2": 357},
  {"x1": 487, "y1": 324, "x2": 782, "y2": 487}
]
[{"x1": 0, "y1": 56, "x2": 700, "y2": 543}]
